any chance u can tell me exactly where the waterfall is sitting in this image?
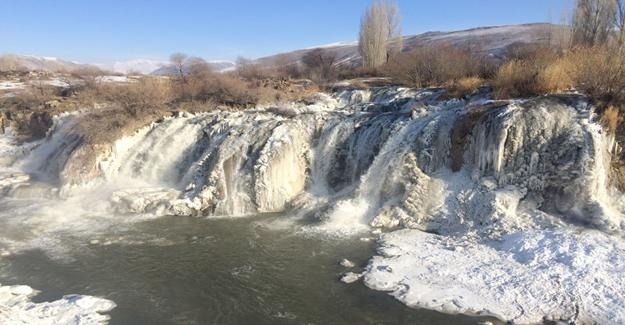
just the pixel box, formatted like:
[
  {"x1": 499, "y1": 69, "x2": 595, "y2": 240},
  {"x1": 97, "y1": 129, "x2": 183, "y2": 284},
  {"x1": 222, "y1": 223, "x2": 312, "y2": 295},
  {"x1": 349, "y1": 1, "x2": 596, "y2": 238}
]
[
  {"x1": 1, "y1": 88, "x2": 622, "y2": 233},
  {"x1": 1, "y1": 87, "x2": 624, "y2": 325}
]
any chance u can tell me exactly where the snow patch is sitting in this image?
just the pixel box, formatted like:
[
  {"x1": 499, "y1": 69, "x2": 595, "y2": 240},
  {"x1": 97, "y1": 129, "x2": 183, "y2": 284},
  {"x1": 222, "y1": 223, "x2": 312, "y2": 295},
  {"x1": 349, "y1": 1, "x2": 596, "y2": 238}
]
[
  {"x1": 0, "y1": 81, "x2": 25, "y2": 90},
  {"x1": 363, "y1": 229, "x2": 625, "y2": 324},
  {"x1": 0, "y1": 284, "x2": 115, "y2": 324}
]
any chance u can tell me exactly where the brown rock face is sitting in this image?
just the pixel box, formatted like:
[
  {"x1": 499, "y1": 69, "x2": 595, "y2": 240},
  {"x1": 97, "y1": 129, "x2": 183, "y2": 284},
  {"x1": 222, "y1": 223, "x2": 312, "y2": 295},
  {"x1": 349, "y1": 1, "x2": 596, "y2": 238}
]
[
  {"x1": 1, "y1": 111, "x2": 54, "y2": 140},
  {"x1": 450, "y1": 102, "x2": 508, "y2": 172}
]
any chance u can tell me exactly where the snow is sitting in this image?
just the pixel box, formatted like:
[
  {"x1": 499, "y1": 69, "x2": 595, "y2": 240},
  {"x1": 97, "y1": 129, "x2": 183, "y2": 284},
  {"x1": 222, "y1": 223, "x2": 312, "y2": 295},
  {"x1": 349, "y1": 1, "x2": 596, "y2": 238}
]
[
  {"x1": 340, "y1": 272, "x2": 362, "y2": 284},
  {"x1": 0, "y1": 284, "x2": 115, "y2": 324},
  {"x1": 339, "y1": 258, "x2": 356, "y2": 268},
  {"x1": 363, "y1": 228, "x2": 625, "y2": 324},
  {"x1": 42, "y1": 78, "x2": 70, "y2": 88},
  {"x1": 0, "y1": 81, "x2": 25, "y2": 90},
  {"x1": 304, "y1": 41, "x2": 358, "y2": 50},
  {"x1": 24, "y1": 55, "x2": 59, "y2": 61},
  {"x1": 96, "y1": 76, "x2": 134, "y2": 83},
  {"x1": 109, "y1": 59, "x2": 167, "y2": 74}
]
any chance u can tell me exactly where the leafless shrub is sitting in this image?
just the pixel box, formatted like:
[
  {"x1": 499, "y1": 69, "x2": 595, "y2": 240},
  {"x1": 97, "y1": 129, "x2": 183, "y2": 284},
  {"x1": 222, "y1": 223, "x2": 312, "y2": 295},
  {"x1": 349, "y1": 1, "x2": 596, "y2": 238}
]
[
  {"x1": 384, "y1": 44, "x2": 486, "y2": 88},
  {"x1": 301, "y1": 48, "x2": 338, "y2": 83},
  {"x1": 566, "y1": 45, "x2": 625, "y2": 101},
  {"x1": 71, "y1": 66, "x2": 105, "y2": 90},
  {"x1": 445, "y1": 76, "x2": 484, "y2": 98},
  {"x1": 492, "y1": 46, "x2": 561, "y2": 99},
  {"x1": 93, "y1": 77, "x2": 172, "y2": 115},
  {"x1": 538, "y1": 57, "x2": 576, "y2": 93},
  {"x1": 236, "y1": 57, "x2": 270, "y2": 80},
  {"x1": 492, "y1": 60, "x2": 542, "y2": 99}
]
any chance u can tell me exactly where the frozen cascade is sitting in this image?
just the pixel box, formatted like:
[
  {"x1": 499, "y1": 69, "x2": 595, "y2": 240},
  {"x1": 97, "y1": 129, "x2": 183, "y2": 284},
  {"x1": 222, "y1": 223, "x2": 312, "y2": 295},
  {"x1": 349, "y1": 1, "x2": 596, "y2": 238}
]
[
  {"x1": 1, "y1": 87, "x2": 625, "y2": 323},
  {"x1": 18, "y1": 113, "x2": 81, "y2": 185},
  {"x1": 2, "y1": 90, "x2": 620, "y2": 228}
]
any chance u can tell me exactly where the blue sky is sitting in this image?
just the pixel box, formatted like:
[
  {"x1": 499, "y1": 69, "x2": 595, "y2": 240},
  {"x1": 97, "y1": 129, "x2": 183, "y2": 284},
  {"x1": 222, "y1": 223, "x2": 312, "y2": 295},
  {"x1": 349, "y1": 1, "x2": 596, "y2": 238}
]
[{"x1": 0, "y1": 0, "x2": 573, "y2": 64}]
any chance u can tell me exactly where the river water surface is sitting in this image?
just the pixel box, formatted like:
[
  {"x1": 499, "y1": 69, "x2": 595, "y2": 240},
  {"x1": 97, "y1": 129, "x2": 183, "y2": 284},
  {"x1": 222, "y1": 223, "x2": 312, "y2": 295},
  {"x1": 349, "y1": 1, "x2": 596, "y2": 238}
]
[
  {"x1": 0, "y1": 210, "x2": 498, "y2": 324},
  {"x1": 0, "y1": 210, "x2": 500, "y2": 324}
]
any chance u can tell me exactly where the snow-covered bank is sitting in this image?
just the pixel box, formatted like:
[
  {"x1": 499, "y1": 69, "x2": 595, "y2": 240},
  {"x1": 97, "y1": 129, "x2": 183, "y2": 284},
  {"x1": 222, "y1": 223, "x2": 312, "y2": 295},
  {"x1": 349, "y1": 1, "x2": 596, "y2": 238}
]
[
  {"x1": 363, "y1": 228, "x2": 625, "y2": 324},
  {"x1": 0, "y1": 284, "x2": 115, "y2": 324}
]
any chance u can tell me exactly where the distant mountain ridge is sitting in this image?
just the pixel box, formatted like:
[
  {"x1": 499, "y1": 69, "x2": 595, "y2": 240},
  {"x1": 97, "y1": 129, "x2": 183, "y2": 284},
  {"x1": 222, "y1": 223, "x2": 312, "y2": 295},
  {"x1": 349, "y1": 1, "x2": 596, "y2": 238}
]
[
  {"x1": 1, "y1": 23, "x2": 565, "y2": 75},
  {"x1": 254, "y1": 23, "x2": 565, "y2": 68},
  {"x1": 0, "y1": 54, "x2": 95, "y2": 72},
  {"x1": 150, "y1": 60, "x2": 236, "y2": 76}
]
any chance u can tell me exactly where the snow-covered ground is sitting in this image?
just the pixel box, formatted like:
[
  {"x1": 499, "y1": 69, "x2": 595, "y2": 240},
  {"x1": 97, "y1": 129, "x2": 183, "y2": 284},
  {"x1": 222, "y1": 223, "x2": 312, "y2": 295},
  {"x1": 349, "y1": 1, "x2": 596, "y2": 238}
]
[
  {"x1": 0, "y1": 81, "x2": 25, "y2": 90},
  {"x1": 363, "y1": 229, "x2": 625, "y2": 324},
  {"x1": 0, "y1": 284, "x2": 115, "y2": 324},
  {"x1": 41, "y1": 78, "x2": 70, "y2": 88},
  {"x1": 96, "y1": 75, "x2": 135, "y2": 83}
]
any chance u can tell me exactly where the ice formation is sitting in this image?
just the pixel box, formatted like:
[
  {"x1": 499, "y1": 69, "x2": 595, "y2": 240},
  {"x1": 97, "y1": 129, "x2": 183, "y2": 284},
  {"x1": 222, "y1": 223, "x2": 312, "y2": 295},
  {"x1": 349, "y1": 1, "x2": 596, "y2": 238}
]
[
  {"x1": 364, "y1": 229, "x2": 625, "y2": 324},
  {"x1": 1, "y1": 86, "x2": 624, "y2": 323},
  {"x1": 0, "y1": 284, "x2": 115, "y2": 324}
]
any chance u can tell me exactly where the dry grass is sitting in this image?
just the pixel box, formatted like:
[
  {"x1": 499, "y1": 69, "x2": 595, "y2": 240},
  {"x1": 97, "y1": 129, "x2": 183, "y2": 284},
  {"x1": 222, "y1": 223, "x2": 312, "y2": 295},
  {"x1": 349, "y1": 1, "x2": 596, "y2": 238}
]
[
  {"x1": 538, "y1": 57, "x2": 576, "y2": 93},
  {"x1": 96, "y1": 77, "x2": 172, "y2": 115},
  {"x1": 600, "y1": 105, "x2": 620, "y2": 134},
  {"x1": 384, "y1": 44, "x2": 489, "y2": 88},
  {"x1": 492, "y1": 60, "x2": 542, "y2": 99},
  {"x1": 567, "y1": 46, "x2": 625, "y2": 101},
  {"x1": 491, "y1": 46, "x2": 563, "y2": 99},
  {"x1": 445, "y1": 76, "x2": 484, "y2": 98}
]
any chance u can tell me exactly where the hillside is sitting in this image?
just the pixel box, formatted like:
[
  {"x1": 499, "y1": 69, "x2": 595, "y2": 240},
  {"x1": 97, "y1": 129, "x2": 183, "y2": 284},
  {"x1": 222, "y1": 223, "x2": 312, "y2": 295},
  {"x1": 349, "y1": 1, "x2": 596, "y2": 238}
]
[
  {"x1": 150, "y1": 60, "x2": 236, "y2": 76},
  {"x1": 0, "y1": 54, "x2": 95, "y2": 72},
  {"x1": 255, "y1": 23, "x2": 564, "y2": 68}
]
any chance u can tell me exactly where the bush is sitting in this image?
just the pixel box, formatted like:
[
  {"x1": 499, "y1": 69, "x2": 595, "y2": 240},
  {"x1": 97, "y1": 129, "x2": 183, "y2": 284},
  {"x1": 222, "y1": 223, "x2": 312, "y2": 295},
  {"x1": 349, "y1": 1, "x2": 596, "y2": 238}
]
[
  {"x1": 93, "y1": 77, "x2": 172, "y2": 115},
  {"x1": 492, "y1": 60, "x2": 543, "y2": 99},
  {"x1": 301, "y1": 48, "x2": 338, "y2": 83},
  {"x1": 567, "y1": 46, "x2": 625, "y2": 102},
  {"x1": 492, "y1": 45, "x2": 568, "y2": 99},
  {"x1": 445, "y1": 76, "x2": 484, "y2": 98},
  {"x1": 384, "y1": 44, "x2": 488, "y2": 88},
  {"x1": 538, "y1": 57, "x2": 576, "y2": 93},
  {"x1": 600, "y1": 105, "x2": 620, "y2": 133}
]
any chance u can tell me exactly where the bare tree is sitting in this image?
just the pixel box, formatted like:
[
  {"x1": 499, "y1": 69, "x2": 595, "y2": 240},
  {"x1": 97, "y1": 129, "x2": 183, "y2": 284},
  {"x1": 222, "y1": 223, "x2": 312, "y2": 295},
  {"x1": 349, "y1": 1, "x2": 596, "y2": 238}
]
[
  {"x1": 572, "y1": 0, "x2": 617, "y2": 47},
  {"x1": 615, "y1": 0, "x2": 625, "y2": 45},
  {"x1": 71, "y1": 66, "x2": 104, "y2": 90},
  {"x1": 302, "y1": 48, "x2": 338, "y2": 82},
  {"x1": 188, "y1": 57, "x2": 214, "y2": 100},
  {"x1": 358, "y1": 0, "x2": 402, "y2": 69},
  {"x1": 170, "y1": 53, "x2": 188, "y2": 84},
  {"x1": 384, "y1": 2, "x2": 403, "y2": 59},
  {"x1": 236, "y1": 57, "x2": 266, "y2": 79}
]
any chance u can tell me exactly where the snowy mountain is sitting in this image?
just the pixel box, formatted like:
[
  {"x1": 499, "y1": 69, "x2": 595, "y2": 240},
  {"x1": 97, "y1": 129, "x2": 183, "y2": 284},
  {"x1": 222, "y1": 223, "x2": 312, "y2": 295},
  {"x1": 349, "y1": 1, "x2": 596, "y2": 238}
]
[
  {"x1": 101, "y1": 59, "x2": 169, "y2": 75},
  {"x1": 0, "y1": 54, "x2": 94, "y2": 72}
]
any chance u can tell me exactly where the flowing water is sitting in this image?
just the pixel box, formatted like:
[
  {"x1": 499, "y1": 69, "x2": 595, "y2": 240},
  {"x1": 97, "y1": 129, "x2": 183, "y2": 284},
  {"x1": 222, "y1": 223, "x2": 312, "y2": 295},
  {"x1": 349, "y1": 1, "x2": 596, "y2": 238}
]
[{"x1": 0, "y1": 212, "x2": 495, "y2": 324}]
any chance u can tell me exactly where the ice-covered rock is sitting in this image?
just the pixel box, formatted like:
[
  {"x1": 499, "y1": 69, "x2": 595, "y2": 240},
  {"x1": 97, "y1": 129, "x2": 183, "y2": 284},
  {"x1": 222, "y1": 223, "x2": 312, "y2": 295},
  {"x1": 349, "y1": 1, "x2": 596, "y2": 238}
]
[
  {"x1": 339, "y1": 258, "x2": 356, "y2": 268},
  {"x1": 0, "y1": 284, "x2": 115, "y2": 324},
  {"x1": 340, "y1": 272, "x2": 362, "y2": 284},
  {"x1": 110, "y1": 187, "x2": 180, "y2": 215}
]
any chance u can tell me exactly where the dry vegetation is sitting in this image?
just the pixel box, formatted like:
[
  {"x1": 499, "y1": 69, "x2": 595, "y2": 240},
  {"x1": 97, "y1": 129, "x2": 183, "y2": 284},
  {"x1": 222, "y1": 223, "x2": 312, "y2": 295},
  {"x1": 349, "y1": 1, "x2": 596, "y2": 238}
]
[{"x1": 384, "y1": 44, "x2": 492, "y2": 90}]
